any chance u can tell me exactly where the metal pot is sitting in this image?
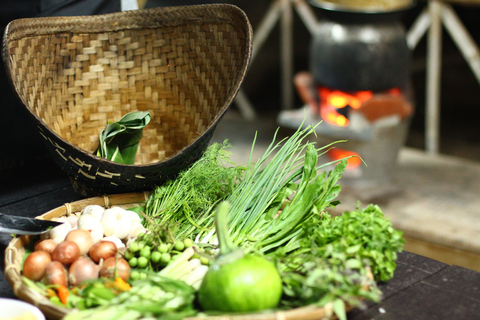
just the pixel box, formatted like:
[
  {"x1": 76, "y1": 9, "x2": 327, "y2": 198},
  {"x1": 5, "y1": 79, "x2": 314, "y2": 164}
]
[{"x1": 309, "y1": 0, "x2": 415, "y2": 91}]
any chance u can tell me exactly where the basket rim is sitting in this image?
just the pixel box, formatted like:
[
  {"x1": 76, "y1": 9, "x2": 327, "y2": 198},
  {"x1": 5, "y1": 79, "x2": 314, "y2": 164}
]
[
  {"x1": 5, "y1": 192, "x2": 350, "y2": 320},
  {"x1": 3, "y1": 4, "x2": 250, "y2": 40},
  {"x1": 1, "y1": 4, "x2": 253, "y2": 169}
]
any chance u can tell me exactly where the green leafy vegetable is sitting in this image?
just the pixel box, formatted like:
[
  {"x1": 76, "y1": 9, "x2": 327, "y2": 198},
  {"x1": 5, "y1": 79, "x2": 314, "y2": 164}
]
[
  {"x1": 304, "y1": 204, "x2": 405, "y2": 282},
  {"x1": 63, "y1": 275, "x2": 196, "y2": 320},
  {"x1": 97, "y1": 111, "x2": 151, "y2": 164},
  {"x1": 275, "y1": 204, "x2": 405, "y2": 319}
]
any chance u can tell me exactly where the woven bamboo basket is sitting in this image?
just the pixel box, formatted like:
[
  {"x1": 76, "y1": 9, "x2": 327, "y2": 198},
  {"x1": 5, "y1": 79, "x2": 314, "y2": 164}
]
[
  {"x1": 2, "y1": 4, "x2": 252, "y2": 196},
  {"x1": 4, "y1": 193, "x2": 360, "y2": 320}
]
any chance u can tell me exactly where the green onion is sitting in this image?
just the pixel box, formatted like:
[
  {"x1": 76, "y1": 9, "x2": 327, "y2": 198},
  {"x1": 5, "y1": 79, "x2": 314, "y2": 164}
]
[{"x1": 202, "y1": 124, "x2": 347, "y2": 255}]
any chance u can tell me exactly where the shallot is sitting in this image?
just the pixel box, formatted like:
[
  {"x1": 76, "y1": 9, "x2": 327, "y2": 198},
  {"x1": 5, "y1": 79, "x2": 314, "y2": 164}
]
[
  {"x1": 65, "y1": 229, "x2": 94, "y2": 256},
  {"x1": 101, "y1": 236, "x2": 125, "y2": 250},
  {"x1": 22, "y1": 250, "x2": 51, "y2": 281},
  {"x1": 51, "y1": 240, "x2": 80, "y2": 265},
  {"x1": 45, "y1": 261, "x2": 68, "y2": 286},
  {"x1": 88, "y1": 241, "x2": 117, "y2": 263},
  {"x1": 68, "y1": 257, "x2": 99, "y2": 286},
  {"x1": 34, "y1": 239, "x2": 57, "y2": 255},
  {"x1": 100, "y1": 256, "x2": 131, "y2": 281}
]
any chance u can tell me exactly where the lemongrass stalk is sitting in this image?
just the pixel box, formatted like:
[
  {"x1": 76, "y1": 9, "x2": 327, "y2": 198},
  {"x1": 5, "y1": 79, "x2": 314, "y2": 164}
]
[
  {"x1": 169, "y1": 258, "x2": 201, "y2": 280},
  {"x1": 181, "y1": 264, "x2": 209, "y2": 287},
  {"x1": 158, "y1": 247, "x2": 194, "y2": 277}
]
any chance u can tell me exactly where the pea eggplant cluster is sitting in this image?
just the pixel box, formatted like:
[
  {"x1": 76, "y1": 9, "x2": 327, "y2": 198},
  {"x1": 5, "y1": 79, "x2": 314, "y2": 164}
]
[{"x1": 123, "y1": 233, "x2": 209, "y2": 280}]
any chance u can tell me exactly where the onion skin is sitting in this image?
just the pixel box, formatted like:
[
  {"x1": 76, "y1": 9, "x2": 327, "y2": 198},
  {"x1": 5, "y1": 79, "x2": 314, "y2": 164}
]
[
  {"x1": 34, "y1": 239, "x2": 57, "y2": 255},
  {"x1": 198, "y1": 254, "x2": 283, "y2": 312},
  {"x1": 51, "y1": 240, "x2": 81, "y2": 266},
  {"x1": 100, "y1": 256, "x2": 131, "y2": 281},
  {"x1": 69, "y1": 257, "x2": 99, "y2": 286},
  {"x1": 65, "y1": 229, "x2": 94, "y2": 256},
  {"x1": 23, "y1": 251, "x2": 52, "y2": 281},
  {"x1": 88, "y1": 241, "x2": 117, "y2": 263},
  {"x1": 45, "y1": 261, "x2": 68, "y2": 286}
]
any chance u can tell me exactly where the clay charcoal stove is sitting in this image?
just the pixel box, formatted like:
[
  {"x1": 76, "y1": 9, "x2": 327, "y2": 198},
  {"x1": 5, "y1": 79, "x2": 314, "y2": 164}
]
[{"x1": 279, "y1": 0, "x2": 415, "y2": 192}]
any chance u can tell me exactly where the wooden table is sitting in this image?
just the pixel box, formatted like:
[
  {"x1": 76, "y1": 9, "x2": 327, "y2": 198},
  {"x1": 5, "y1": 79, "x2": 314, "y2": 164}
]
[{"x1": 1, "y1": 158, "x2": 480, "y2": 319}]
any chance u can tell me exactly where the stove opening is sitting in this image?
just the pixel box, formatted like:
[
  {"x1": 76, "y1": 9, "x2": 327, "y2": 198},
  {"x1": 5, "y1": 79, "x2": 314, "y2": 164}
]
[
  {"x1": 317, "y1": 86, "x2": 402, "y2": 127},
  {"x1": 315, "y1": 85, "x2": 406, "y2": 170}
]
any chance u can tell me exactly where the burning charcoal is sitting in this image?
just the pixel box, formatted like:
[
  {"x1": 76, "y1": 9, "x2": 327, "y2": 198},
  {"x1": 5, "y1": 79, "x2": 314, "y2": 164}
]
[{"x1": 355, "y1": 95, "x2": 413, "y2": 123}]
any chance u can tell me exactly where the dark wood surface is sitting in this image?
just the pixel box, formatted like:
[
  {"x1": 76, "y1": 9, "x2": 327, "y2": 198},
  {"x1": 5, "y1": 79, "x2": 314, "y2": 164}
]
[{"x1": 1, "y1": 162, "x2": 480, "y2": 319}]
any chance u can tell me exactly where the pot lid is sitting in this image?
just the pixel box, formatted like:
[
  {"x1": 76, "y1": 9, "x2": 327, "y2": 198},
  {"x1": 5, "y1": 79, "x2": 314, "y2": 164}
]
[{"x1": 310, "y1": 0, "x2": 415, "y2": 13}]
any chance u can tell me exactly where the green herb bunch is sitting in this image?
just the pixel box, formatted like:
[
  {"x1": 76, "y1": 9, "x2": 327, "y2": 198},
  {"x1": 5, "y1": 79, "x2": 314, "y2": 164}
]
[
  {"x1": 275, "y1": 204, "x2": 405, "y2": 320},
  {"x1": 303, "y1": 204, "x2": 405, "y2": 282},
  {"x1": 144, "y1": 141, "x2": 247, "y2": 241},
  {"x1": 279, "y1": 254, "x2": 380, "y2": 318}
]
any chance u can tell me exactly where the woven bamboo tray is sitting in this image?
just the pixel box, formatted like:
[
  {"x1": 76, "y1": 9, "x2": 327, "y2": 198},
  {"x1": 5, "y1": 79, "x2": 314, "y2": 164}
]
[
  {"x1": 2, "y1": 4, "x2": 252, "y2": 197},
  {"x1": 4, "y1": 193, "x2": 358, "y2": 320}
]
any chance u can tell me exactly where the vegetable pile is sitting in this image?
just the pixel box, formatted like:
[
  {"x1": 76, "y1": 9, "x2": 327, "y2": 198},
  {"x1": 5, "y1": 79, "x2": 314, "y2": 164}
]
[{"x1": 20, "y1": 124, "x2": 405, "y2": 320}]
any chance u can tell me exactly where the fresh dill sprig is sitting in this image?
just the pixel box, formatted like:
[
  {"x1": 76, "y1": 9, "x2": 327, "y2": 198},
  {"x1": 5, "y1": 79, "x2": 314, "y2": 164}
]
[{"x1": 144, "y1": 140, "x2": 247, "y2": 240}]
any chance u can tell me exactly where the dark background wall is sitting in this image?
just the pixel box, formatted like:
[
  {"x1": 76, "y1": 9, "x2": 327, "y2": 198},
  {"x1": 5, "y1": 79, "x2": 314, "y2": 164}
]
[
  {"x1": 1, "y1": 0, "x2": 479, "y2": 174},
  {"x1": 0, "y1": 0, "x2": 121, "y2": 172}
]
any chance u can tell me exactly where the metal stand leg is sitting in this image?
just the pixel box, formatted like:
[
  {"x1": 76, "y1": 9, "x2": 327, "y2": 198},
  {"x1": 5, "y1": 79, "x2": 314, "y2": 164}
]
[
  {"x1": 426, "y1": 1, "x2": 442, "y2": 155},
  {"x1": 406, "y1": 1, "x2": 480, "y2": 155},
  {"x1": 233, "y1": 0, "x2": 319, "y2": 119},
  {"x1": 441, "y1": 3, "x2": 480, "y2": 84},
  {"x1": 406, "y1": 7, "x2": 431, "y2": 50},
  {"x1": 281, "y1": 0, "x2": 294, "y2": 110}
]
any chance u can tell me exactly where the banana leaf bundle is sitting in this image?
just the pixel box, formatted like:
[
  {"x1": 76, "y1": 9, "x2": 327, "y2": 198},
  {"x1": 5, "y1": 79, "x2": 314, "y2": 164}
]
[{"x1": 97, "y1": 111, "x2": 151, "y2": 164}]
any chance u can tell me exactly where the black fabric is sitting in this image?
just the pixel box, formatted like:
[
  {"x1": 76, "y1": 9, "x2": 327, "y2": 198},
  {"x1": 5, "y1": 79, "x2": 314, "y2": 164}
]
[
  {"x1": 0, "y1": 0, "x2": 120, "y2": 172},
  {"x1": 38, "y1": 0, "x2": 120, "y2": 17}
]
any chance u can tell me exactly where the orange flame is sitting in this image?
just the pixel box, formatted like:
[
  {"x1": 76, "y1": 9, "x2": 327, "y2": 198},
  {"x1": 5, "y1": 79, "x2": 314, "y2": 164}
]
[
  {"x1": 318, "y1": 88, "x2": 374, "y2": 127},
  {"x1": 327, "y1": 148, "x2": 362, "y2": 169},
  {"x1": 317, "y1": 87, "x2": 401, "y2": 127}
]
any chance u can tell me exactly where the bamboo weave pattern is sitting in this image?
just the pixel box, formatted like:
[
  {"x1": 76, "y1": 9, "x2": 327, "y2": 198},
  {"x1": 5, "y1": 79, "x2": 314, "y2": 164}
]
[{"x1": 3, "y1": 5, "x2": 252, "y2": 196}]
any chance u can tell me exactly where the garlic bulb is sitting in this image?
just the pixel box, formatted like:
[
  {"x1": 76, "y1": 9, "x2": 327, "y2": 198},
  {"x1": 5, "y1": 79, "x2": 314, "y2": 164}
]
[
  {"x1": 49, "y1": 218, "x2": 72, "y2": 244},
  {"x1": 78, "y1": 216, "x2": 104, "y2": 243},
  {"x1": 100, "y1": 207, "x2": 131, "y2": 240},
  {"x1": 80, "y1": 205, "x2": 105, "y2": 220}
]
